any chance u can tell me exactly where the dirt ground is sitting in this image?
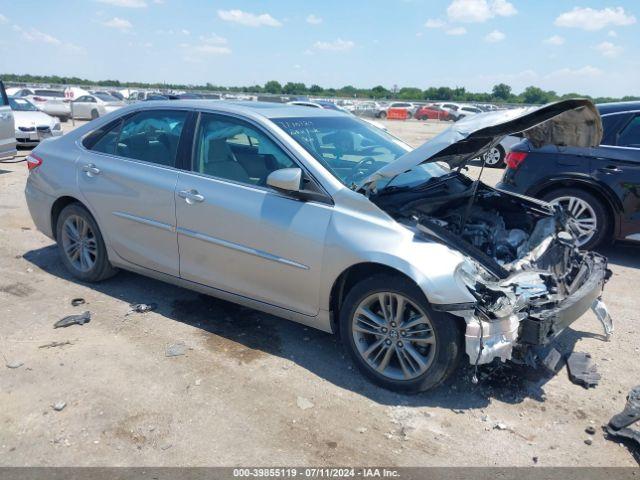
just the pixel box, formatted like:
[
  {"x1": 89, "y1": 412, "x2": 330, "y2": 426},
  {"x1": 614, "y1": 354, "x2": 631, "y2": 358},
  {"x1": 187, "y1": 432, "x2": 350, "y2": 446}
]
[{"x1": 1, "y1": 118, "x2": 639, "y2": 467}]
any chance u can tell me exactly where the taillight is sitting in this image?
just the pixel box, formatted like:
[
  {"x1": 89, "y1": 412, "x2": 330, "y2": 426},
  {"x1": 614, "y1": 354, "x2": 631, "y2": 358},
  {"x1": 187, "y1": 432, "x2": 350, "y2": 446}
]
[
  {"x1": 26, "y1": 154, "x2": 43, "y2": 171},
  {"x1": 33, "y1": 96, "x2": 47, "y2": 102},
  {"x1": 505, "y1": 151, "x2": 528, "y2": 169}
]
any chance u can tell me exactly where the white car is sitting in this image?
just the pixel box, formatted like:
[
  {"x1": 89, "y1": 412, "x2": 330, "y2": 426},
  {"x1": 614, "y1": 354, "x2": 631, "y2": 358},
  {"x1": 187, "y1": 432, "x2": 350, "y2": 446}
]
[
  {"x1": 9, "y1": 96, "x2": 62, "y2": 147},
  {"x1": 9, "y1": 87, "x2": 71, "y2": 121},
  {"x1": 71, "y1": 93, "x2": 126, "y2": 120},
  {"x1": 0, "y1": 82, "x2": 16, "y2": 159}
]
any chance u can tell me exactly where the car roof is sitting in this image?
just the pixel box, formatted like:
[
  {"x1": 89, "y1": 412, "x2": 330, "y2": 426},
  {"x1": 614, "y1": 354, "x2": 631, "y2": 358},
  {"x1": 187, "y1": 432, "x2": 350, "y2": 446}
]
[
  {"x1": 597, "y1": 101, "x2": 640, "y2": 115},
  {"x1": 121, "y1": 100, "x2": 348, "y2": 119}
]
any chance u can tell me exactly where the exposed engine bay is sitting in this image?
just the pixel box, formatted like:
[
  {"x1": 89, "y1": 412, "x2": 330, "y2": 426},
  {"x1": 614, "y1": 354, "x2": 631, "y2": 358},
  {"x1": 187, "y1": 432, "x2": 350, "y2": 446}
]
[{"x1": 371, "y1": 174, "x2": 613, "y2": 366}]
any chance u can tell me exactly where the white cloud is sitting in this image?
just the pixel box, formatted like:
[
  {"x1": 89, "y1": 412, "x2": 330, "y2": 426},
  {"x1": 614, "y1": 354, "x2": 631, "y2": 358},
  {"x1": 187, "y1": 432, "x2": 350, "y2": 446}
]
[
  {"x1": 217, "y1": 9, "x2": 282, "y2": 27},
  {"x1": 445, "y1": 26, "x2": 467, "y2": 35},
  {"x1": 447, "y1": 0, "x2": 516, "y2": 23},
  {"x1": 306, "y1": 14, "x2": 322, "y2": 25},
  {"x1": 546, "y1": 65, "x2": 602, "y2": 79},
  {"x1": 15, "y1": 26, "x2": 62, "y2": 45},
  {"x1": 595, "y1": 41, "x2": 623, "y2": 58},
  {"x1": 181, "y1": 29, "x2": 190, "y2": 35},
  {"x1": 425, "y1": 18, "x2": 446, "y2": 28},
  {"x1": 102, "y1": 17, "x2": 132, "y2": 31},
  {"x1": 490, "y1": 0, "x2": 517, "y2": 17},
  {"x1": 96, "y1": 0, "x2": 147, "y2": 7},
  {"x1": 544, "y1": 35, "x2": 565, "y2": 46},
  {"x1": 608, "y1": 30, "x2": 618, "y2": 37},
  {"x1": 555, "y1": 7, "x2": 636, "y2": 31},
  {"x1": 484, "y1": 30, "x2": 505, "y2": 42},
  {"x1": 0, "y1": 13, "x2": 7, "y2": 24},
  {"x1": 313, "y1": 38, "x2": 355, "y2": 52},
  {"x1": 195, "y1": 44, "x2": 231, "y2": 55},
  {"x1": 199, "y1": 33, "x2": 228, "y2": 45}
]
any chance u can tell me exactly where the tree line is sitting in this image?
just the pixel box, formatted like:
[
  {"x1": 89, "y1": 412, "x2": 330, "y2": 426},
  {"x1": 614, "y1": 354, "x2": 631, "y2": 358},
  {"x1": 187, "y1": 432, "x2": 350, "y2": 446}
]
[{"x1": 2, "y1": 73, "x2": 638, "y2": 105}]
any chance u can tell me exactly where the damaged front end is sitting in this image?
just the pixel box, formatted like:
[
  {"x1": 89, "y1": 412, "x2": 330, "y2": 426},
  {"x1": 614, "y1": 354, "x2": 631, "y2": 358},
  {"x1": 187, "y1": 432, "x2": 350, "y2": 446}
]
[
  {"x1": 386, "y1": 182, "x2": 613, "y2": 366},
  {"x1": 363, "y1": 99, "x2": 613, "y2": 368}
]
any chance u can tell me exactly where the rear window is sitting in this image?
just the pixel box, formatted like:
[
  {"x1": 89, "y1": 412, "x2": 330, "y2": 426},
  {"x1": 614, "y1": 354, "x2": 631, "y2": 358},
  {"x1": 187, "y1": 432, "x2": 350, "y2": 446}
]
[{"x1": 34, "y1": 89, "x2": 65, "y2": 97}]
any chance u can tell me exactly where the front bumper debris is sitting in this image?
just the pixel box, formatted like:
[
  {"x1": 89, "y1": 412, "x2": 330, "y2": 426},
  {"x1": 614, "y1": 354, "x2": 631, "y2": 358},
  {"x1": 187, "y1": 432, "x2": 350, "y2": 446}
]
[{"x1": 464, "y1": 252, "x2": 612, "y2": 366}]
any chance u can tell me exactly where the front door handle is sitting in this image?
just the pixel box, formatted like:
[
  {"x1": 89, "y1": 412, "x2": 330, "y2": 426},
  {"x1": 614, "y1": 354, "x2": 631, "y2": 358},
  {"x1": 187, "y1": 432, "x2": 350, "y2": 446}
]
[
  {"x1": 82, "y1": 163, "x2": 101, "y2": 177},
  {"x1": 178, "y1": 189, "x2": 205, "y2": 204},
  {"x1": 598, "y1": 165, "x2": 622, "y2": 174}
]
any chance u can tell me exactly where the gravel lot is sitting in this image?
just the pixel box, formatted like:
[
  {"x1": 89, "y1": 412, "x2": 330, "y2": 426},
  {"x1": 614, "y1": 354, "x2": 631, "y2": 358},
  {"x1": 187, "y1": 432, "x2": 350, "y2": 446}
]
[{"x1": 1, "y1": 118, "x2": 638, "y2": 466}]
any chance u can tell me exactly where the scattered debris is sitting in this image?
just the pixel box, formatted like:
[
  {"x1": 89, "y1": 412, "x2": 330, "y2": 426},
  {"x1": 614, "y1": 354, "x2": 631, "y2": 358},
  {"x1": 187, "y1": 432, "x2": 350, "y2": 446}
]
[
  {"x1": 357, "y1": 427, "x2": 368, "y2": 434},
  {"x1": 6, "y1": 360, "x2": 24, "y2": 369},
  {"x1": 194, "y1": 379, "x2": 202, "y2": 386},
  {"x1": 532, "y1": 456, "x2": 539, "y2": 464},
  {"x1": 296, "y1": 396, "x2": 314, "y2": 410},
  {"x1": 39, "y1": 341, "x2": 72, "y2": 349},
  {"x1": 566, "y1": 352, "x2": 600, "y2": 388},
  {"x1": 165, "y1": 342, "x2": 187, "y2": 357},
  {"x1": 127, "y1": 303, "x2": 158, "y2": 315},
  {"x1": 605, "y1": 385, "x2": 640, "y2": 450},
  {"x1": 494, "y1": 422, "x2": 508, "y2": 431},
  {"x1": 585, "y1": 426, "x2": 596, "y2": 435},
  {"x1": 54, "y1": 311, "x2": 91, "y2": 329},
  {"x1": 541, "y1": 347, "x2": 564, "y2": 374},
  {"x1": 52, "y1": 401, "x2": 66, "y2": 412},
  {"x1": 584, "y1": 439, "x2": 593, "y2": 446},
  {"x1": 70, "y1": 298, "x2": 86, "y2": 307},
  {"x1": 592, "y1": 298, "x2": 614, "y2": 340}
]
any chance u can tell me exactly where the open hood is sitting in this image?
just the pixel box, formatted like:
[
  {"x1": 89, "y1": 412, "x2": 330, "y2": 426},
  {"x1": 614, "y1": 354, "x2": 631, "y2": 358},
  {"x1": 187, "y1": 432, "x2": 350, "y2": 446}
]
[{"x1": 359, "y1": 99, "x2": 602, "y2": 191}]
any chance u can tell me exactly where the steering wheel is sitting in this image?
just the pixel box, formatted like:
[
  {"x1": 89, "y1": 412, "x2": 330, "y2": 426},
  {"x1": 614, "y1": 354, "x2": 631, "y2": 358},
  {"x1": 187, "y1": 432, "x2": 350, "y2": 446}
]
[{"x1": 346, "y1": 157, "x2": 377, "y2": 185}]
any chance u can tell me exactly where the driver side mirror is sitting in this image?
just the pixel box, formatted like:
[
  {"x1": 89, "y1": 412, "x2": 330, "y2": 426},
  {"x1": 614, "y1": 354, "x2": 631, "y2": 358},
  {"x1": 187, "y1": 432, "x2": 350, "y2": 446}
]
[{"x1": 266, "y1": 168, "x2": 302, "y2": 193}]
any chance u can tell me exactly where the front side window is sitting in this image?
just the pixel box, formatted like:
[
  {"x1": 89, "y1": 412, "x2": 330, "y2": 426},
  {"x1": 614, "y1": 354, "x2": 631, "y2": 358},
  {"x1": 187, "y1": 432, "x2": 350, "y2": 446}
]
[
  {"x1": 618, "y1": 115, "x2": 640, "y2": 148},
  {"x1": 193, "y1": 113, "x2": 295, "y2": 185}
]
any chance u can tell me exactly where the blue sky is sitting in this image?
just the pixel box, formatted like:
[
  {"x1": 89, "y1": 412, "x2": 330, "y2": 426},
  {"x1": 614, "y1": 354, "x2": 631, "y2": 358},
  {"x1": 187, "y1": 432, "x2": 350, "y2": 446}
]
[{"x1": 0, "y1": 0, "x2": 638, "y2": 96}]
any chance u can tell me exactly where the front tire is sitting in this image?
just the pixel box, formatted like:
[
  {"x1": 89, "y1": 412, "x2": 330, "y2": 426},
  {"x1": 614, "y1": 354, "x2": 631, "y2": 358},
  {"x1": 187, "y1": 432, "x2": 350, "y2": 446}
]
[
  {"x1": 340, "y1": 274, "x2": 462, "y2": 393},
  {"x1": 541, "y1": 188, "x2": 609, "y2": 249},
  {"x1": 56, "y1": 203, "x2": 118, "y2": 282}
]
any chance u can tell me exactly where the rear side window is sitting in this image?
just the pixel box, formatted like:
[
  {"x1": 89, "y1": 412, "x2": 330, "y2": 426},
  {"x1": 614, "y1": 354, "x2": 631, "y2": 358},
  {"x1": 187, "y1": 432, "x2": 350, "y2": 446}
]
[
  {"x1": 617, "y1": 115, "x2": 640, "y2": 148},
  {"x1": 34, "y1": 89, "x2": 64, "y2": 97},
  {"x1": 0, "y1": 81, "x2": 7, "y2": 106},
  {"x1": 116, "y1": 110, "x2": 188, "y2": 167}
]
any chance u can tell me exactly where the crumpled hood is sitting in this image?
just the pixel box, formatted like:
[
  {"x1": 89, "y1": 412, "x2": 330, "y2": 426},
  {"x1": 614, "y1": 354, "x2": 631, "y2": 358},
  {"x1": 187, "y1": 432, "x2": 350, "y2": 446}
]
[
  {"x1": 13, "y1": 110, "x2": 57, "y2": 129},
  {"x1": 359, "y1": 99, "x2": 602, "y2": 190}
]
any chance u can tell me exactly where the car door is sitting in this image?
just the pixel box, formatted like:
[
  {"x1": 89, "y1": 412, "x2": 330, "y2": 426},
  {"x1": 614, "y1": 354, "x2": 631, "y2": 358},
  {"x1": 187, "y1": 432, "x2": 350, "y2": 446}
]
[
  {"x1": 175, "y1": 112, "x2": 333, "y2": 316},
  {"x1": 0, "y1": 81, "x2": 16, "y2": 159},
  {"x1": 73, "y1": 96, "x2": 90, "y2": 119},
  {"x1": 78, "y1": 109, "x2": 192, "y2": 276},
  {"x1": 591, "y1": 112, "x2": 640, "y2": 240}
]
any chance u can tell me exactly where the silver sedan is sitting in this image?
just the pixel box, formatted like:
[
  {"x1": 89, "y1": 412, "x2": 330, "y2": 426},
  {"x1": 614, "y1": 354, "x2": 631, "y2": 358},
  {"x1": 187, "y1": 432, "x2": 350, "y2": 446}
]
[{"x1": 24, "y1": 100, "x2": 612, "y2": 392}]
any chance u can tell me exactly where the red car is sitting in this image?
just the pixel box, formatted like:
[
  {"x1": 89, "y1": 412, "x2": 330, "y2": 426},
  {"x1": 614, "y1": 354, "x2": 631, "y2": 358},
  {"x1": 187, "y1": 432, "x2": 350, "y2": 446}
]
[{"x1": 414, "y1": 105, "x2": 453, "y2": 121}]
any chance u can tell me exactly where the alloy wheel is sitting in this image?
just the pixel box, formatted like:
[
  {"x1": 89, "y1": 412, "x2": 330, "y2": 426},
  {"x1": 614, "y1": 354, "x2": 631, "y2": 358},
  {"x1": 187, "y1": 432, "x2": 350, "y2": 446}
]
[
  {"x1": 61, "y1": 214, "x2": 98, "y2": 272},
  {"x1": 550, "y1": 196, "x2": 597, "y2": 246},
  {"x1": 351, "y1": 292, "x2": 436, "y2": 381},
  {"x1": 484, "y1": 147, "x2": 502, "y2": 166}
]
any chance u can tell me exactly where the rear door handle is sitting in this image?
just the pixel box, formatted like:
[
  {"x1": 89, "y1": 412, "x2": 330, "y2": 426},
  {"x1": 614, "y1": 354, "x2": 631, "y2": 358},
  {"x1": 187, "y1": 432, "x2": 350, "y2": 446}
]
[
  {"x1": 597, "y1": 165, "x2": 622, "y2": 174},
  {"x1": 82, "y1": 163, "x2": 101, "y2": 176},
  {"x1": 178, "y1": 189, "x2": 205, "y2": 204}
]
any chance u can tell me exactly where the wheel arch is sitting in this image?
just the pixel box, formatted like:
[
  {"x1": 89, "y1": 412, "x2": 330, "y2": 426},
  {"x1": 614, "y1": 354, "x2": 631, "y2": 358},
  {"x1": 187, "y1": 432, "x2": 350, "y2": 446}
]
[
  {"x1": 51, "y1": 195, "x2": 87, "y2": 241},
  {"x1": 528, "y1": 177, "x2": 621, "y2": 238},
  {"x1": 328, "y1": 261, "x2": 467, "y2": 336}
]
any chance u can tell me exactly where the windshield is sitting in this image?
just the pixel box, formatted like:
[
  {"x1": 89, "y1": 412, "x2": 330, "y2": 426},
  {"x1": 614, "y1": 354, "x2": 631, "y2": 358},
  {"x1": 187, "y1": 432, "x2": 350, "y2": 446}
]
[
  {"x1": 9, "y1": 97, "x2": 39, "y2": 111},
  {"x1": 273, "y1": 116, "x2": 448, "y2": 188},
  {"x1": 34, "y1": 89, "x2": 64, "y2": 97}
]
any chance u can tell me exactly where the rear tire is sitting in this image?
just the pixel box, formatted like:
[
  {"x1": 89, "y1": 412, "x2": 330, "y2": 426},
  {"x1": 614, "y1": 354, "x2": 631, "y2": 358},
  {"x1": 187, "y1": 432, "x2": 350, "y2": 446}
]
[
  {"x1": 378, "y1": 111, "x2": 387, "y2": 119},
  {"x1": 56, "y1": 203, "x2": 118, "y2": 282},
  {"x1": 90, "y1": 109, "x2": 99, "y2": 120},
  {"x1": 340, "y1": 274, "x2": 462, "y2": 393},
  {"x1": 541, "y1": 188, "x2": 609, "y2": 250}
]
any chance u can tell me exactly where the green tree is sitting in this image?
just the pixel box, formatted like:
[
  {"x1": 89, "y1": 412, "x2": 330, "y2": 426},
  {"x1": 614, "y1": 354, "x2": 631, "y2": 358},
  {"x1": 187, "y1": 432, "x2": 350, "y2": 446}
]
[
  {"x1": 263, "y1": 80, "x2": 283, "y2": 94},
  {"x1": 371, "y1": 85, "x2": 390, "y2": 99},
  {"x1": 398, "y1": 87, "x2": 422, "y2": 100},
  {"x1": 309, "y1": 84, "x2": 323, "y2": 95},
  {"x1": 492, "y1": 83, "x2": 512, "y2": 101}
]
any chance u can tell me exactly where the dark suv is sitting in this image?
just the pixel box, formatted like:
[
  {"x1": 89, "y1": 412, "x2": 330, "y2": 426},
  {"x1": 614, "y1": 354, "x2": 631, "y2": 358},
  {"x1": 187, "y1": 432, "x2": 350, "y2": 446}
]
[{"x1": 497, "y1": 101, "x2": 640, "y2": 249}]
